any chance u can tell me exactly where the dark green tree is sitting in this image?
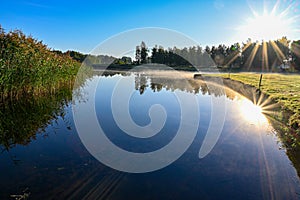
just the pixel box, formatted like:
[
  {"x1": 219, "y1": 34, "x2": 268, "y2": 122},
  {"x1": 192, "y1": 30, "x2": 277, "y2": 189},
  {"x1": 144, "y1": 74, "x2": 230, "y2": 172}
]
[
  {"x1": 291, "y1": 40, "x2": 300, "y2": 70},
  {"x1": 140, "y1": 41, "x2": 148, "y2": 64},
  {"x1": 151, "y1": 45, "x2": 158, "y2": 63},
  {"x1": 135, "y1": 45, "x2": 141, "y2": 64}
]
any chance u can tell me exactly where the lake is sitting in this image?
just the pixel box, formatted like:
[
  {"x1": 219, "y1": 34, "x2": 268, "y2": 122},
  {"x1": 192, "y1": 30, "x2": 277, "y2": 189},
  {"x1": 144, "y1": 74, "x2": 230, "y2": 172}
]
[{"x1": 0, "y1": 70, "x2": 300, "y2": 199}]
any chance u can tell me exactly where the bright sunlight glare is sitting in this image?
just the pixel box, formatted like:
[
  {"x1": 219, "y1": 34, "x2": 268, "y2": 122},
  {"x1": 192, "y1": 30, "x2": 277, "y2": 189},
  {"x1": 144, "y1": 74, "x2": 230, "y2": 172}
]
[
  {"x1": 243, "y1": 14, "x2": 288, "y2": 41},
  {"x1": 239, "y1": 98, "x2": 268, "y2": 125},
  {"x1": 236, "y1": 1, "x2": 299, "y2": 42}
]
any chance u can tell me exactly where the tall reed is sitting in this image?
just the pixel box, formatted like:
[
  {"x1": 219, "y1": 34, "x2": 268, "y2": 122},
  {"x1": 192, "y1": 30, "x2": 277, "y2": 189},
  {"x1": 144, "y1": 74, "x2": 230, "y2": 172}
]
[{"x1": 0, "y1": 26, "x2": 80, "y2": 99}]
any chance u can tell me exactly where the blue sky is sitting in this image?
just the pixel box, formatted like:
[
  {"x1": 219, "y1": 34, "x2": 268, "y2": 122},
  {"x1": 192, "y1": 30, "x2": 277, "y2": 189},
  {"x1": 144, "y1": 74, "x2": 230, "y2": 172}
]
[{"x1": 1, "y1": 0, "x2": 299, "y2": 54}]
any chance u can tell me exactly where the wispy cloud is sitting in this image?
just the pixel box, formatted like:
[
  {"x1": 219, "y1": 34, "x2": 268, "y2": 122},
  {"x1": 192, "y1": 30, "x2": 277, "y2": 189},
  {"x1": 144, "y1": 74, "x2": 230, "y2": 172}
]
[
  {"x1": 214, "y1": 0, "x2": 225, "y2": 10},
  {"x1": 23, "y1": 1, "x2": 52, "y2": 9}
]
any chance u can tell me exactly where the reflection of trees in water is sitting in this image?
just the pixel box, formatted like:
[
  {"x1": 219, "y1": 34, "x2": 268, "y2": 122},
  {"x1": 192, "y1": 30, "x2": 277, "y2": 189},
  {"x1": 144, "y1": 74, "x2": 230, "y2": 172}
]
[
  {"x1": 96, "y1": 70, "x2": 256, "y2": 101},
  {"x1": 0, "y1": 84, "x2": 73, "y2": 152},
  {"x1": 95, "y1": 70, "x2": 130, "y2": 77},
  {"x1": 132, "y1": 73, "x2": 230, "y2": 99},
  {"x1": 96, "y1": 70, "x2": 230, "y2": 98},
  {"x1": 150, "y1": 83, "x2": 163, "y2": 92},
  {"x1": 135, "y1": 73, "x2": 148, "y2": 95}
]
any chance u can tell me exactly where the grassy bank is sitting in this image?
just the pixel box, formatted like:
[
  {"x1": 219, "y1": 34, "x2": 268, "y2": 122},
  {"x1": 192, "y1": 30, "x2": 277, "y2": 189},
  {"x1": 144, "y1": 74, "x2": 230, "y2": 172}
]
[
  {"x1": 206, "y1": 73, "x2": 300, "y2": 144},
  {"x1": 0, "y1": 27, "x2": 80, "y2": 99},
  {"x1": 208, "y1": 73, "x2": 300, "y2": 127}
]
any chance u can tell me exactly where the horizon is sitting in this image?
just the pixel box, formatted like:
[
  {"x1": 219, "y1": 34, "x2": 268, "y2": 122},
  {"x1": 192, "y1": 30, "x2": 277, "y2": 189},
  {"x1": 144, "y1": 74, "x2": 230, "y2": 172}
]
[{"x1": 1, "y1": 0, "x2": 299, "y2": 56}]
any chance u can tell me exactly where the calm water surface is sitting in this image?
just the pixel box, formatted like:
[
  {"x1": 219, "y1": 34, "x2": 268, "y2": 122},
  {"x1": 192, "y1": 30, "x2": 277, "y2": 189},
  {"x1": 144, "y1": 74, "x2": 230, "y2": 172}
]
[{"x1": 0, "y1": 71, "x2": 299, "y2": 199}]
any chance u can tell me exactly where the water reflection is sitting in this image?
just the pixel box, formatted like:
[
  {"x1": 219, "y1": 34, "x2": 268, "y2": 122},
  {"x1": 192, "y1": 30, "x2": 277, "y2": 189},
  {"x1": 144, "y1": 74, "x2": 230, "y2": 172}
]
[
  {"x1": 238, "y1": 98, "x2": 268, "y2": 125},
  {"x1": 130, "y1": 71, "x2": 272, "y2": 126},
  {"x1": 131, "y1": 71, "x2": 224, "y2": 97},
  {"x1": 0, "y1": 84, "x2": 73, "y2": 151},
  {"x1": 0, "y1": 70, "x2": 300, "y2": 199}
]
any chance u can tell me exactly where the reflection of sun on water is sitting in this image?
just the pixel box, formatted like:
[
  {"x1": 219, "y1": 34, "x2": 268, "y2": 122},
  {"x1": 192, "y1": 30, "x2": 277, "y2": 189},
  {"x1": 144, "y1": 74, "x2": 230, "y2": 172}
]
[{"x1": 238, "y1": 98, "x2": 268, "y2": 125}]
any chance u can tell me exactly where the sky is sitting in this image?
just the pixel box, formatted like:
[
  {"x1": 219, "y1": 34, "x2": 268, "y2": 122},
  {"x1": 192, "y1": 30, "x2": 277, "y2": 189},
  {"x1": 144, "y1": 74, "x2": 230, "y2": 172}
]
[{"x1": 1, "y1": 0, "x2": 299, "y2": 55}]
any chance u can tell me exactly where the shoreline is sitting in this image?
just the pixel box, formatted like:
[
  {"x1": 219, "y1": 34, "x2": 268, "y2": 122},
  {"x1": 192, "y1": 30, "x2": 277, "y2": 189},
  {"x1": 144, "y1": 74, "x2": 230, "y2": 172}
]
[{"x1": 198, "y1": 73, "x2": 300, "y2": 148}]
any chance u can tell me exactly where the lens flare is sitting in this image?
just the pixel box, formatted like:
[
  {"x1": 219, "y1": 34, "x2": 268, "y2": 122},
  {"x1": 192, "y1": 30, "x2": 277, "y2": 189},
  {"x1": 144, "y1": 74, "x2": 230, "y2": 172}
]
[
  {"x1": 236, "y1": 1, "x2": 299, "y2": 42},
  {"x1": 238, "y1": 98, "x2": 267, "y2": 125}
]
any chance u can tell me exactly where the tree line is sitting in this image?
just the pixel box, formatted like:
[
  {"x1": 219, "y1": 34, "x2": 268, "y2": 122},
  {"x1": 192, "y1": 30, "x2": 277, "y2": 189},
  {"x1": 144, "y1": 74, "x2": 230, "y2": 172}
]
[
  {"x1": 55, "y1": 37, "x2": 299, "y2": 72},
  {"x1": 134, "y1": 37, "x2": 300, "y2": 72}
]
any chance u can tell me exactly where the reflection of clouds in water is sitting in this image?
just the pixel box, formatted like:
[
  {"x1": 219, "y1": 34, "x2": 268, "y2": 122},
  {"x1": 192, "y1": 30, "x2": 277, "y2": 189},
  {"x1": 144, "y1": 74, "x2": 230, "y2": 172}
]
[{"x1": 214, "y1": 0, "x2": 224, "y2": 10}]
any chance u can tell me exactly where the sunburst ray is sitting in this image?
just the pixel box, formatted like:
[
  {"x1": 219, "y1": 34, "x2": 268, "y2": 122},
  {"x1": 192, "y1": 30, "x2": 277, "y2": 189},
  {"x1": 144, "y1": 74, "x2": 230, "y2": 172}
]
[
  {"x1": 269, "y1": 41, "x2": 285, "y2": 61},
  {"x1": 262, "y1": 41, "x2": 269, "y2": 71},
  {"x1": 245, "y1": 43, "x2": 259, "y2": 70}
]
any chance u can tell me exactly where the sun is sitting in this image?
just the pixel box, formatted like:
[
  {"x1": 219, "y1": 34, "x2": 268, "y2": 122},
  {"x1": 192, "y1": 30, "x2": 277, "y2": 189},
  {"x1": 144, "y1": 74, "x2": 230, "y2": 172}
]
[
  {"x1": 236, "y1": 1, "x2": 299, "y2": 42},
  {"x1": 238, "y1": 98, "x2": 267, "y2": 125},
  {"x1": 241, "y1": 13, "x2": 289, "y2": 41}
]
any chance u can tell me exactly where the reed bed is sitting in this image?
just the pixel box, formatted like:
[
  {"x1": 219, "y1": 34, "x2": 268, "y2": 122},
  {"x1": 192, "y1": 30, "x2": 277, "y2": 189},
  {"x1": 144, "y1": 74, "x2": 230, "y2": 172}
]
[{"x1": 0, "y1": 26, "x2": 80, "y2": 99}]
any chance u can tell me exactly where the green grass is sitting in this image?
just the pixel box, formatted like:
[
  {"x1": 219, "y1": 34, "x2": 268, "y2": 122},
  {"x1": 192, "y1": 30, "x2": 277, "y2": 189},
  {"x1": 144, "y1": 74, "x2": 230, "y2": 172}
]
[{"x1": 208, "y1": 72, "x2": 300, "y2": 132}]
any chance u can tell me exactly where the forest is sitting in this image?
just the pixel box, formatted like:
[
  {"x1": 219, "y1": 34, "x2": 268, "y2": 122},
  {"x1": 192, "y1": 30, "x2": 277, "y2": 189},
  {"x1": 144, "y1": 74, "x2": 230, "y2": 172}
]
[
  {"x1": 62, "y1": 38, "x2": 300, "y2": 72},
  {"x1": 133, "y1": 38, "x2": 300, "y2": 72}
]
